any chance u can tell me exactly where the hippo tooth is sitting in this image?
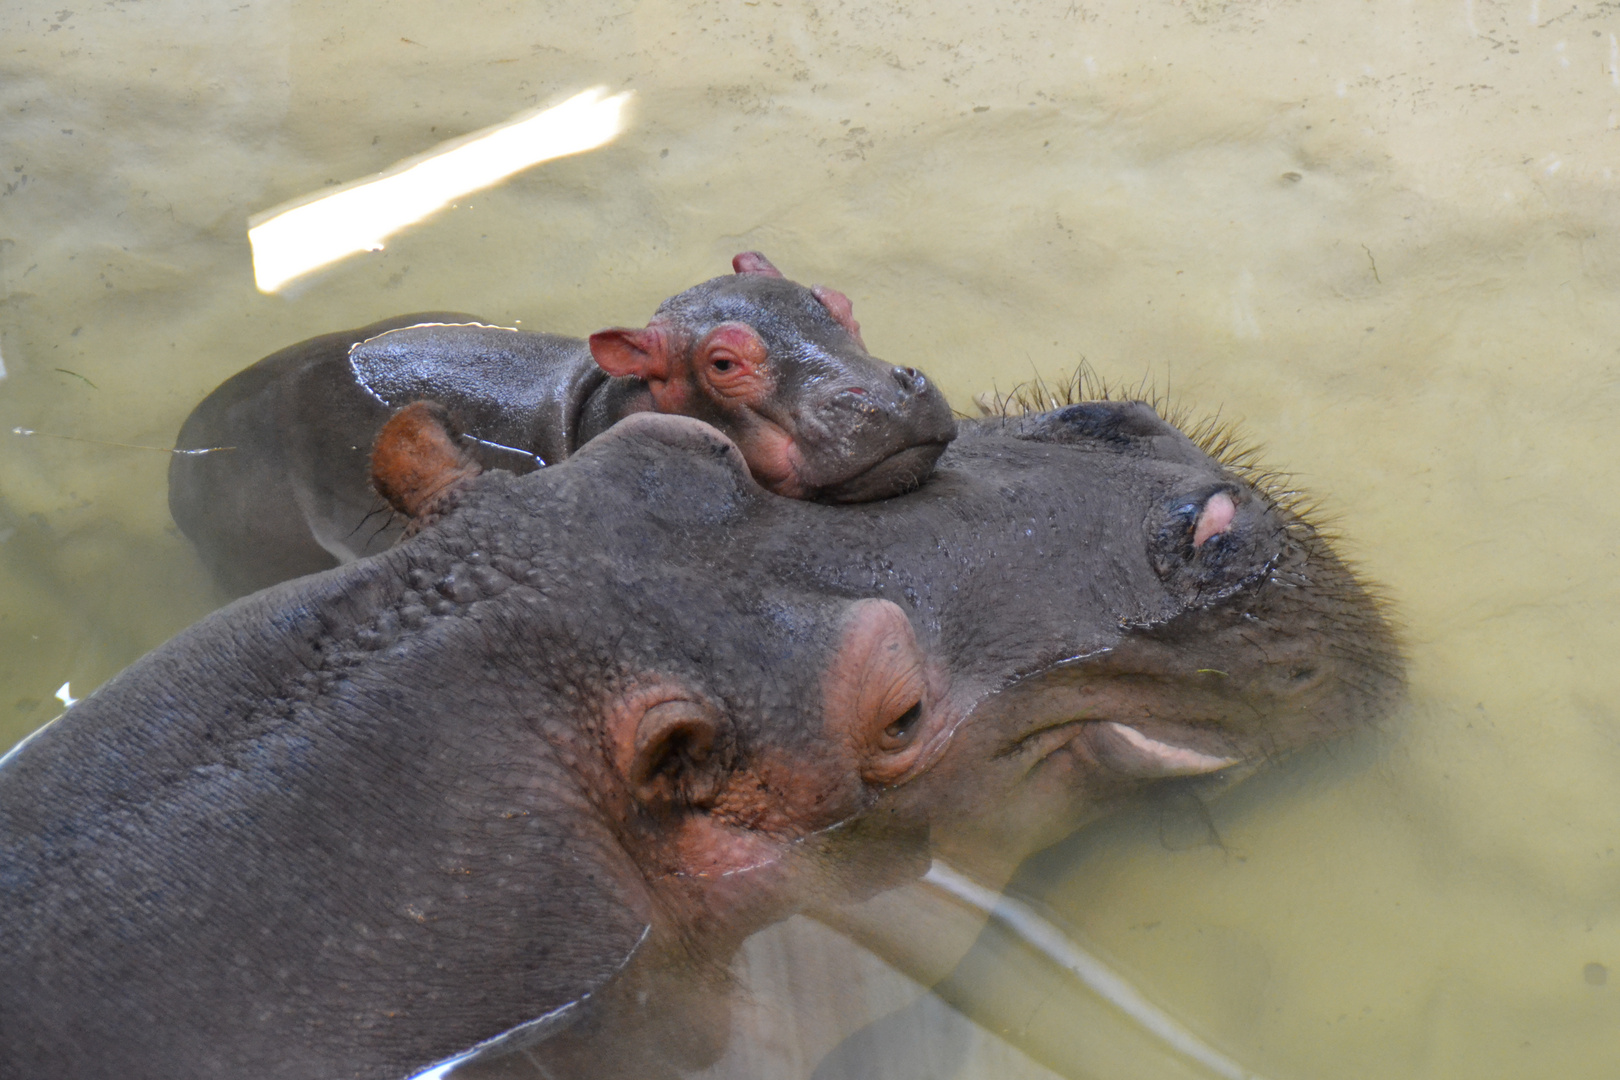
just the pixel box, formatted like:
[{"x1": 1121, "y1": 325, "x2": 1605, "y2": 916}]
[{"x1": 1101, "y1": 721, "x2": 1240, "y2": 776}]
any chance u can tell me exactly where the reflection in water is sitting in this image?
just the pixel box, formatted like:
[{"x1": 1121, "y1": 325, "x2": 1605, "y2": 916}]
[
  {"x1": 249, "y1": 87, "x2": 633, "y2": 292},
  {"x1": 12, "y1": 426, "x2": 231, "y2": 455},
  {"x1": 920, "y1": 861, "x2": 1265, "y2": 1080},
  {"x1": 775, "y1": 847, "x2": 1271, "y2": 1080}
]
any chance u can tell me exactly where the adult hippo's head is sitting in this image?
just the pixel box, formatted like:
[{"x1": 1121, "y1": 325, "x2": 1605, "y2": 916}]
[
  {"x1": 0, "y1": 390, "x2": 1401, "y2": 1080},
  {"x1": 588, "y1": 253, "x2": 957, "y2": 502},
  {"x1": 535, "y1": 392, "x2": 1399, "y2": 890},
  {"x1": 374, "y1": 391, "x2": 1402, "y2": 1071}
]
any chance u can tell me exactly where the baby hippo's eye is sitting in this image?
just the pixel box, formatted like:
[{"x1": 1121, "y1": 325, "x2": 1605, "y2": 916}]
[
  {"x1": 882, "y1": 701, "x2": 924, "y2": 748},
  {"x1": 696, "y1": 323, "x2": 768, "y2": 398}
]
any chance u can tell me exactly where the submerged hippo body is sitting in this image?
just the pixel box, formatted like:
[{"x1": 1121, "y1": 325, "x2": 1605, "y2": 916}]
[
  {"x1": 3, "y1": 400, "x2": 1402, "y2": 1080},
  {"x1": 169, "y1": 253, "x2": 956, "y2": 596}
]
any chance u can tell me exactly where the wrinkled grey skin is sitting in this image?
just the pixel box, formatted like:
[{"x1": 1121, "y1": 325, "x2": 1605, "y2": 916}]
[
  {"x1": 3, "y1": 403, "x2": 1401, "y2": 1080},
  {"x1": 169, "y1": 268, "x2": 955, "y2": 598}
]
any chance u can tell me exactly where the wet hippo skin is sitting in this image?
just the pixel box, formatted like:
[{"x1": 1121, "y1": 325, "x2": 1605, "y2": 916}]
[
  {"x1": 2, "y1": 399, "x2": 1401, "y2": 1080},
  {"x1": 168, "y1": 253, "x2": 956, "y2": 596}
]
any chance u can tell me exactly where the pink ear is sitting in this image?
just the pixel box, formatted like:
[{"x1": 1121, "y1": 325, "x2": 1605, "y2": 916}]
[
  {"x1": 370, "y1": 401, "x2": 480, "y2": 525},
  {"x1": 811, "y1": 285, "x2": 866, "y2": 349},
  {"x1": 590, "y1": 326, "x2": 672, "y2": 381},
  {"x1": 732, "y1": 251, "x2": 784, "y2": 278}
]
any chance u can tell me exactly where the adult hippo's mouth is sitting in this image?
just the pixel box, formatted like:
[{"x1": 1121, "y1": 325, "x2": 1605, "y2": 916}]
[{"x1": 1015, "y1": 715, "x2": 1244, "y2": 781}]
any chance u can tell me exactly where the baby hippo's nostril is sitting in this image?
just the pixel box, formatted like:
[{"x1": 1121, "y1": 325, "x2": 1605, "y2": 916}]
[
  {"x1": 1192, "y1": 491, "x2": 1236, "y2": 548},
  {"x1": 892, "y1": 366, "x2": 926, "y2": 394}
]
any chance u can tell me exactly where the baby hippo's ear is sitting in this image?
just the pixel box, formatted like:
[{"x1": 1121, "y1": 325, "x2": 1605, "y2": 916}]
[
  {"x1": 590, "y1": 324, "x2": 674, "y2": 382},
  {"x1": 732, "y1": 251, "x2": 784, "y2": 277},
  {"x1": 811, "y1": 285, "x2": 866, "y2": 349},
  {"x1": 370, "y1": 400, "x2": 482, "y2": 528}
]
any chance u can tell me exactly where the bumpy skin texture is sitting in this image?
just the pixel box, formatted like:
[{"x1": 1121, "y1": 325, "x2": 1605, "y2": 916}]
[
  {"x1": 7, "y1": 405, "x2": 1402, "y2": 1080},
  {"x1": 168, "y1": 257, "x2": 955, "y2": 597}
]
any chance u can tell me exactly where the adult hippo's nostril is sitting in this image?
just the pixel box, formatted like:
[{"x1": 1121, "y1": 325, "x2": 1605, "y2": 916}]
[
  {"x1": 892, "y1": 366, "x2": 926, "y2": 394},
  {"x1": 1149, "y1": 485, "x2": 1277, "y2": 602},
  {"x1": 1192, "y1": 490, "x2": 1236, "y2": 548}
]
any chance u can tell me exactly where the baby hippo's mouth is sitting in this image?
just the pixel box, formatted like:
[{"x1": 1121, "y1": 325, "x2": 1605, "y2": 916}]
[{"x1": 815, "y1": 441, "x2": 953, "y2": 503}]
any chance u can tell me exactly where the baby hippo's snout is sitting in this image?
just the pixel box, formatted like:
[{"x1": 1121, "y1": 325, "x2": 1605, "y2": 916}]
[
  {"x1": 839, "y1": 365, "x2": 929, "y2": 398},
  {"x1": 806, "y1": 363, "x2": 957, "y2": 503},
  {"x1": 892, "y1": 365, "x2": 928, "y2": 395}
]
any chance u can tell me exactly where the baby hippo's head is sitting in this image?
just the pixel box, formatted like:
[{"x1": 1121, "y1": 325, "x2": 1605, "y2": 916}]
[{"x1": 589, "y1": 253, "x2": 956, "y2": 502}]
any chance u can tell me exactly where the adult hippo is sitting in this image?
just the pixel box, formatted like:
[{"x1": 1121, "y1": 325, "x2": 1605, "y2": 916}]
[
  {"x1": 0, "y1": 395, "x2": 1401, "y2": 1079},
  {"x1": 168, "y1": 253, "x2": 956, "y2": 596}
]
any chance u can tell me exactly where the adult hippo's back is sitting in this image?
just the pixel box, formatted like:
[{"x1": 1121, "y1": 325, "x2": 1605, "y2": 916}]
[{"x1": 2, "y1": 398, "x2": 1401, "y2": 1079}]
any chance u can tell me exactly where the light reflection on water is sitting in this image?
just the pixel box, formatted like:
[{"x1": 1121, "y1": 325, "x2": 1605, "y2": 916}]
[
  {"x1": 3, "y1": 0, "x2": 1619, "y2": 1075},
  {"x1": 249, "y1": 87, "x2": 633, "y2": 292}
]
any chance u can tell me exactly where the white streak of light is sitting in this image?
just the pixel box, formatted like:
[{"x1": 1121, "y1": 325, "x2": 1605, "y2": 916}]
[
  {"x1": 924, "y1": 861, "x2": 1270, "y2": 1080},
  {"x1": 249, "y1": 87, "x2": 634, "y2": 293},
  {"x1": 54, "y1": 682, "x2": 77, "y2": 708}
]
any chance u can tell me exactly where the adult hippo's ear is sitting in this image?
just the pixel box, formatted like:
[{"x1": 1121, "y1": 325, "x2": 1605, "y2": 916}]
[
  {"x1": 369, "y1": 400, "x2": 482, "y2": 529},
  {"x1": 822, "y1": 599, "x2": 950, "y2": 786},
  {"x1": 608, "y1": 683, "x2": 732, "y2": 812},
  {"x1": 604, "y1": 680, "x2": 796, "y2": 881}
]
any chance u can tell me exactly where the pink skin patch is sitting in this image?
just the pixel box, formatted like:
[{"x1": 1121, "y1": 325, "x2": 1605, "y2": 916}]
[{"x1": 1192, "y1": 491, "x2": 1236, "y2": 548}]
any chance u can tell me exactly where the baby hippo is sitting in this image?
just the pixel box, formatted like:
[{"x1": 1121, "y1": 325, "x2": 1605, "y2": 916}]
[{"x1": 169, "y1": 253, "x2": 956, "y2": 596}]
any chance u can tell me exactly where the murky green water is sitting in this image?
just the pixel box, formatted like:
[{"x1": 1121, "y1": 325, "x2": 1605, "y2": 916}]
[{"x1": 5, "y1": 0, "x2": 1619, "y2": 1076}]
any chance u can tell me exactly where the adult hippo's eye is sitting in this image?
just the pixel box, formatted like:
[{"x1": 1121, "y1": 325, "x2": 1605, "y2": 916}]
[
  {"x1": 823, "y1": 599, "x2": 943, "y2": 785},
  {"x1": 882, "y1": 701, "x2": 924, "y2": 747},
  {"x1": 711, "y1": 358, "x2": 733, "y2": 372}
]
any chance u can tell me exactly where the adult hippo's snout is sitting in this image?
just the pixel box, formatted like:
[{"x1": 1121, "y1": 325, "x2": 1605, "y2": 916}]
[{"x1": 862, "y1": 399, "x2": 1402, "y2": 881}]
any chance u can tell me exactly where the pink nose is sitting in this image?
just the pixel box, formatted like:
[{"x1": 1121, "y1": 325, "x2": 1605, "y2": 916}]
[{"x1": 1192, "y1": 491, "x2": 1236, "y2": 548}]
